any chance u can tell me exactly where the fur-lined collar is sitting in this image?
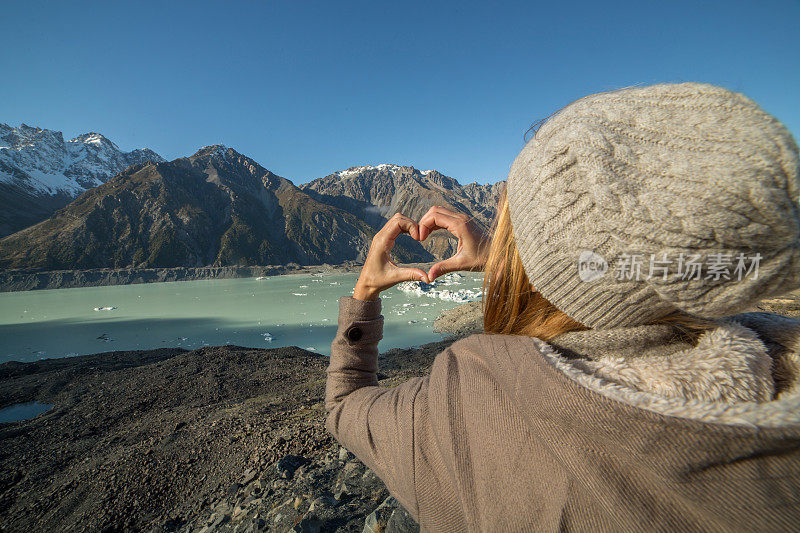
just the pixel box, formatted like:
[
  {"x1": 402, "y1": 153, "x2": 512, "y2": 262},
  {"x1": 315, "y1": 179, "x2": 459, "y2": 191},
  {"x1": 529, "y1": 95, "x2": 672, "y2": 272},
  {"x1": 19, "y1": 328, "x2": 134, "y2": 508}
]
[{"x1": 539, "y1": 312, "x2": 800, "y2": 428}]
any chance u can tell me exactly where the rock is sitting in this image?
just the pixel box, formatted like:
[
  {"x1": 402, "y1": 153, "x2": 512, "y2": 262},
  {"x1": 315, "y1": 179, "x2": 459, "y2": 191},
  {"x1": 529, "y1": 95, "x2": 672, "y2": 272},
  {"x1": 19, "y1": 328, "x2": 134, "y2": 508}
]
[
  {"x1": 363, "y1": 496, "x2": 419, "y2": 533},
  {"x1": 268, "y1": 501, "x2": 300, "y2": 532},
  {"x1": 308, "y1": 492, "x2": 338, "y2": 512},
  {"x1": 277, "y1": 455, "x2": 310, "y2": 480},
  {"x1": 363, "y1": 496, "x2": 398, "y2": 533},
  {"x1": 333, "y1": 487, "x2": 347, "y2": 503},
  {"x1": 214, "y1": 501, "x2": 232, "y2": 515},
  {"x1": 291, "y1": 515, "x2": 322, "y2": 533},
  {"x1": 342, "y1": 460, "x2": 363, "y2": 477},
  {"x1": 360, "y1": 468, "x2": 389, "y2": 498},
  {"x1": 338, "y1": 446, "x2": 354, "y2": 461},
  {"x1": 239, "y1": 468, "x2": 257, "y2": 485},
  {"x1": 226, "y1": 483, "x2": 242, "y2": 499},
  {"x1": 386, "y1": 505, "x2": 420, "y2": 532},
  {"x1": 232, "y1": 504, "x2": 247, "y2": 521},
  {"x1": 433, "y1": 301, "x2": 484, "y2": 336},
  {"x1": 208, "y1": 512, "x2": 230, "y2": 529}
]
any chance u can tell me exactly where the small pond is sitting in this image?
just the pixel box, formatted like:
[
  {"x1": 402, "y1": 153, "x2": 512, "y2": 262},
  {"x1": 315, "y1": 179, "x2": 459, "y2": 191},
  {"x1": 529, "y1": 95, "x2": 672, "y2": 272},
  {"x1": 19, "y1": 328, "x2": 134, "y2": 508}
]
[{"x1": 0, "y1": 401, "x2": 54, "y2": 423}]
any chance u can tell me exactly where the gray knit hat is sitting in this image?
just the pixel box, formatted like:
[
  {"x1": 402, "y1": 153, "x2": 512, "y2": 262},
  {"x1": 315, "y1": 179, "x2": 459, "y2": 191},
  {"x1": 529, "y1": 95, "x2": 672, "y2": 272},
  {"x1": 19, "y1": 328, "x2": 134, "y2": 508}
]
[{"x1": 506, "y1": 82, "x2": 800, "y2": 329}]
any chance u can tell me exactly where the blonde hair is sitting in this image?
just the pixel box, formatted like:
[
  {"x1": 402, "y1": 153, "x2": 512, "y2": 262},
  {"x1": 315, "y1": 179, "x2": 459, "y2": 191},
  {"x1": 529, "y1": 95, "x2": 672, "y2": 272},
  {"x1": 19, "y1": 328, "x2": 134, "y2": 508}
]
[{"x1": 482, "y1": 190, "x2": 719, "y2": 344}]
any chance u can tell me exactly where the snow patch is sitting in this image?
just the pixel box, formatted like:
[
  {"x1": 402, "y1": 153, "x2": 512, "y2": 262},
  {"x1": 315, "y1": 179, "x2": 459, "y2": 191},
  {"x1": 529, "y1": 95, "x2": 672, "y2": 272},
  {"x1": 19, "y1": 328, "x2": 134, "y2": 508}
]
[
  {"x1": 334, "y1": 163, "x2": 433, "y2": 179},
  {"x1": 0, "y1": 124, "x2": 163, "y2": 196}
]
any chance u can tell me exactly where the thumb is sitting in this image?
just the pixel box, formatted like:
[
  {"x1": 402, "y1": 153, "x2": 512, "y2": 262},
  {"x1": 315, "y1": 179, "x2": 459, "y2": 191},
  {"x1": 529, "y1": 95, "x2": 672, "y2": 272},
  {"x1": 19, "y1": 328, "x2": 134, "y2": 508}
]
[
  {"x1": 392, "y1": 267, "x2": 429, "y2": 285},
  {"x1": 428, "y1": 257, "x2": 462, "y2": 282}
]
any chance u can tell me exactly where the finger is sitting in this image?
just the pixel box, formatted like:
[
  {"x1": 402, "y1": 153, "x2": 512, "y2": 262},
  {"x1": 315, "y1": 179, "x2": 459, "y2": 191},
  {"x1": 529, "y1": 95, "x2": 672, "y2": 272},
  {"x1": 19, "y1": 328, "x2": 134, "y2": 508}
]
[
  {"x1": 428, "y1": 256, "x2": 466, "y2": 282},
  {"x1": 418, "y1": 209, "x2": 466, "y2": 241},
  {"x1": 389, "y1": 266, "x2": 429, "y2": 285},
  {"x1": 377, "y1": 214, "x2": 420, "y2": 244}
]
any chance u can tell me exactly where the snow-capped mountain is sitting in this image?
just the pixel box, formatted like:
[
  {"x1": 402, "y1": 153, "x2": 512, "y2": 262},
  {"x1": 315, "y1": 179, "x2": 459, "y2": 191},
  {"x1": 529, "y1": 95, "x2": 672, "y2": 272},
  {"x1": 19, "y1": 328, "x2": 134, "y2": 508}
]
[
  {"x1": 0, "y1": 123, "x2": 164, "y2": 236},
  {"x1": 0, "y1": 146, "x2": 432, "y2": 270},
  {"x1": 333, "y1": 163, "x2": 435, "y2": 179},
  {"x1": 0, "y1": 123, "x2": 164, "y2": 194},
  {"x1": 301, "y1": 164, "x2": 505, "y2": 259}
]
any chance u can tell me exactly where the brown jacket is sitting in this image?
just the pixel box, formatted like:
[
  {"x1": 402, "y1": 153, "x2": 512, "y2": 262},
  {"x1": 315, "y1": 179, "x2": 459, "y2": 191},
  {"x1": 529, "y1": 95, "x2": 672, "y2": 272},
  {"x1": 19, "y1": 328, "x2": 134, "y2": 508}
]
[{"x1": 325, "y1": 297, "x2": 800, "y2": 532}]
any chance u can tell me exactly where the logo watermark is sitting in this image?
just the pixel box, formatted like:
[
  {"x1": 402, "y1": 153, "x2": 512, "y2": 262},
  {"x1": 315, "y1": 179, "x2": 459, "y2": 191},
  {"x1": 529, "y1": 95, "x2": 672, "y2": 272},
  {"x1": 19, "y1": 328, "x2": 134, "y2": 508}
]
[
  {"x1": 577, "y1": 251, "x2": 761, "y2": 282},
  {"x1": 578, "y1": 250, "x2": 609, "y2": 282}
]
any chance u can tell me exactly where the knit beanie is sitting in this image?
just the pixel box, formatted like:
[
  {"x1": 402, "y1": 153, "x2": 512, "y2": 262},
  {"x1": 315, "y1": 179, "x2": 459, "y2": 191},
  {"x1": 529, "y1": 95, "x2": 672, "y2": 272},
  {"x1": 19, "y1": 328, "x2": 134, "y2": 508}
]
[{"x1": 506, "y1": 82, "x2": 800, "y2": 329}]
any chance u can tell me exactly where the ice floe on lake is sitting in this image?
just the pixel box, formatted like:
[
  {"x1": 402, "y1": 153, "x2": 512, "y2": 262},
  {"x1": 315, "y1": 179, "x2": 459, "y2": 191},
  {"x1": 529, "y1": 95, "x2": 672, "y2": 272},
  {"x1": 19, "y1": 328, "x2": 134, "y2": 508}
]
[{"x1": 396, "y1": 273, "x2": 482, "y2": 302}]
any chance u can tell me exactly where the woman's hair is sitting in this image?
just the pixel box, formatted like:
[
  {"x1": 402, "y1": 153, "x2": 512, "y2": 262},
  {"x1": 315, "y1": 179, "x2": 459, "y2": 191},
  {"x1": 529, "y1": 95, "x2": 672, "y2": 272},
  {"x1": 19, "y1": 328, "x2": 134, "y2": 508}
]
[{"x1": 482, "y1": 189, "x2": 720, "y2": 344}]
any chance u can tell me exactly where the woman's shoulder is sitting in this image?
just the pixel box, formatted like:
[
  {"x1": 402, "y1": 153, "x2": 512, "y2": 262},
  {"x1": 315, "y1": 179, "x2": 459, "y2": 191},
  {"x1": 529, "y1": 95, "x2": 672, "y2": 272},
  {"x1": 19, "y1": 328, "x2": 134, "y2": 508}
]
[
  {"x1": 429, "y1": 332, "x2": 553, "y2": 388},
  {"x1": 439, "y1": 332, "x2": 542, "y2": 358}
]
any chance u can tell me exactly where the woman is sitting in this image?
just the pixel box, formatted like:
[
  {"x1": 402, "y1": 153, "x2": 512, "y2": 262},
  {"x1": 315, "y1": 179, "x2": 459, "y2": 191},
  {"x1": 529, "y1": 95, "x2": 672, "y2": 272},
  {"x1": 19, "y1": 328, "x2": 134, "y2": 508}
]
[{"x1": 325, "y1": 83, "x2": 800, "y2": 531}]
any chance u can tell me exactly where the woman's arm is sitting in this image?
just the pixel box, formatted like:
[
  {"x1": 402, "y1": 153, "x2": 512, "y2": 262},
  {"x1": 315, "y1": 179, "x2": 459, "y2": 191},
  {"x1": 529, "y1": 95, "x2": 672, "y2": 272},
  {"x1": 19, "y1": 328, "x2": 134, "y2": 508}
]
[
  {"x1": 325, "y1": 207, "x2": 489, "y2": 518},
  {"x1": 325, "y1": 294, "x2": 427, "y2": 517}
]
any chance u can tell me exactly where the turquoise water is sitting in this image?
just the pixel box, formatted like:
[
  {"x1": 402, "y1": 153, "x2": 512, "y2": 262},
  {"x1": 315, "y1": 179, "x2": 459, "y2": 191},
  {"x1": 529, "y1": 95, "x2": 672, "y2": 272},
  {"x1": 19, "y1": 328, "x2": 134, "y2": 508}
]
[
  {"x1": 0, "y1": 402, "x2": 53, "y2": 423},
  {"x1": 0, "y1": 273, "x2": 483, "y2": 363}
]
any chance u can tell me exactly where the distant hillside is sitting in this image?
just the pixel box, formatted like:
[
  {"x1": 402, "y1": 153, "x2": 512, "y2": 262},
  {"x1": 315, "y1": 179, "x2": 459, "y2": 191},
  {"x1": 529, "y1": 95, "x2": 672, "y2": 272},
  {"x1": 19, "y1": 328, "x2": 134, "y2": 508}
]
[
  {"x1": 301, "y1": 164, "x2": 505, "y2": 259},
  {"x1": 0, "y1": 123, "x2": 164, "y2": 236},
  {"x1": 0, "y1": 147, "x2": 432, "y2": 270}
]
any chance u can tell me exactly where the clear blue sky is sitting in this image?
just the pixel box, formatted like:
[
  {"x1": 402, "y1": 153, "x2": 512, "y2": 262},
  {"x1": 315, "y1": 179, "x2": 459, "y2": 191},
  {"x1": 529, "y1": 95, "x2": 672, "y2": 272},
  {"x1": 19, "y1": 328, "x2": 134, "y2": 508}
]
[{"x1": 1, "y1": 0, "x2": 797, "y2": 185}]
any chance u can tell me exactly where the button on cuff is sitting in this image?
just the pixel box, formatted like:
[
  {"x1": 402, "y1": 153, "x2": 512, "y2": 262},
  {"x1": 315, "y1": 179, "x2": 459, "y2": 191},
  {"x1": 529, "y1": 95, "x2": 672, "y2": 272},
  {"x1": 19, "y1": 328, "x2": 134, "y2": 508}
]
[
  {"x1": 346, "y1": 326, "x2": 363, "y2": 342},
  {"x1": 339, "y1": 317, "x2": 383, "y2": 346}
]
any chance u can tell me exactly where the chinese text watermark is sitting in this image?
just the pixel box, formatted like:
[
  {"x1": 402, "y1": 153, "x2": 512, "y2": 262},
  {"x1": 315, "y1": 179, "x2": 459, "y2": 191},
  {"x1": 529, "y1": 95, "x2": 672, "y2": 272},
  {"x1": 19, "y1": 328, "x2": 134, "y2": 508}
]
[{"x1": 578, "y1": 251, "x2": 761, "y2": 282}]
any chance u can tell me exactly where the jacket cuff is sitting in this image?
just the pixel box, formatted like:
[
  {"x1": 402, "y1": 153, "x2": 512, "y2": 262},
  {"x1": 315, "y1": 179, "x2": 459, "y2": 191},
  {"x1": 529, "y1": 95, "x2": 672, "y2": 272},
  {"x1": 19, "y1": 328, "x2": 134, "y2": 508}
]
[
  {"x1": 337, "y1": 296, "x2": 383, "y2": 346},
  {"x1": 339, "y1": 295, "x2": 382, "y2": 319}
]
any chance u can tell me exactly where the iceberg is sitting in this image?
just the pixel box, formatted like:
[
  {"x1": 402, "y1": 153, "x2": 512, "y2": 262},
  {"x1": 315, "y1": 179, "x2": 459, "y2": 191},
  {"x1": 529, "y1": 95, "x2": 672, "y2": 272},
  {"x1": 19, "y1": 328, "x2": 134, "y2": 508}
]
[{"x1": 396, "y1": 273, "x2": 482, "y2": 303}]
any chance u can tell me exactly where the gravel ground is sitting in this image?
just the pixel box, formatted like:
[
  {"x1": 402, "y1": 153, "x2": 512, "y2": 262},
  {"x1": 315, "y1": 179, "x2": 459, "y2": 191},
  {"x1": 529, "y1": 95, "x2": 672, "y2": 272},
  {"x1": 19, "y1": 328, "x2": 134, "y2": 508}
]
[{"x1": 0, "y1": 338, "x2": 457, "y2": 532}]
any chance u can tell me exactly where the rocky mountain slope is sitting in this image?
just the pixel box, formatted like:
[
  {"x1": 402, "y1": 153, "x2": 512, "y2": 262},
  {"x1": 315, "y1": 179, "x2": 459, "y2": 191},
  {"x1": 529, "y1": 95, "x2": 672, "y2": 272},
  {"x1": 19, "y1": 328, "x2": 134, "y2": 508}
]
[
  {"x1": 0, "y1": 151, "x2": 503, "y2": 272},
  {"x1": 301, "y1": 164, "x2": 505, "y2": 259},
  {"x1": 0, "y1": 147, "x2": 432, "y2": 270},
  {"x1": 0, "y1": 124, "x2": 164, "y2": 236}
]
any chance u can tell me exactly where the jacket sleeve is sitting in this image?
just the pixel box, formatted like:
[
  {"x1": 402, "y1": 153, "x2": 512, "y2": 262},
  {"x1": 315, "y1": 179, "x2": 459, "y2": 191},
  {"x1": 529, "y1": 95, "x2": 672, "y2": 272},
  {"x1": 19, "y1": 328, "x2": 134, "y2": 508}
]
[{"x1": 325, "y1": 295, "x2": 427, "y2": 518}]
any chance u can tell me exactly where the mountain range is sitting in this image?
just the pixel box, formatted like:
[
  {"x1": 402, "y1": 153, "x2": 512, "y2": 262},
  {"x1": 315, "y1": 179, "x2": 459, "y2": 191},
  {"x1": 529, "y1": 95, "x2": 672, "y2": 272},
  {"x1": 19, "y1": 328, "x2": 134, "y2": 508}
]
[
  {"x1": 0, "y1": 123, "x2": 164, "y2": 236},
  {"x1": 0, "y1": 125, "x2": 504, "y2": 271},
  {"x1": 301, "y1": 164, "x2": 504, "y2": 259}
]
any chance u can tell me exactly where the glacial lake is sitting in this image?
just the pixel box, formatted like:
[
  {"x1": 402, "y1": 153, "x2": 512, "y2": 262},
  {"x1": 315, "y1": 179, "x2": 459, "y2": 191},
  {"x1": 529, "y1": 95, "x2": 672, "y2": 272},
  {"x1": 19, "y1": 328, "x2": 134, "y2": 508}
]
[{"x1": 0, "y1": 272, "x2": 483, "y2": 363}]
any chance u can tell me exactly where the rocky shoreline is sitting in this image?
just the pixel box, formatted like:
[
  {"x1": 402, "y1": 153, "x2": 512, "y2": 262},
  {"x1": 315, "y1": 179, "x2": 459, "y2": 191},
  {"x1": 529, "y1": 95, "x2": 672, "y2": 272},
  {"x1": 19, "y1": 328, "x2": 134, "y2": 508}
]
[
  {"x1": 0, "y1": 336, "x2": 459, "y2": 532},
  {"x1": 0, "y1": 262, "x2": 442, "y2": 292},
  {"x1": 0, "y1": 264, "x2": 353, "y2": 292}
]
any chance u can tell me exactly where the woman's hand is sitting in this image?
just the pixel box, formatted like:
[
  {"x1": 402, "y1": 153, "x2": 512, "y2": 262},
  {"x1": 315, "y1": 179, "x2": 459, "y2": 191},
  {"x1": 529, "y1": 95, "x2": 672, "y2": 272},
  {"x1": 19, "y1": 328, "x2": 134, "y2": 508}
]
[
  {"x1": 353, "y1": 213, "x2": 430, "y2": 301},
  {"x1": 418, "y1": 206, "x2": 490, "y2": 282}
]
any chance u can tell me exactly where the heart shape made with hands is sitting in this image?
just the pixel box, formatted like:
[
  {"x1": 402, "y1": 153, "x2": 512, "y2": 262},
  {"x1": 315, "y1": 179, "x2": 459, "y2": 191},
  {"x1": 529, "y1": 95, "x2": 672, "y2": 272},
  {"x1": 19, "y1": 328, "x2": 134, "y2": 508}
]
[{"x1": 353, "y1": 206, "x2": 490, "y2": 301}]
